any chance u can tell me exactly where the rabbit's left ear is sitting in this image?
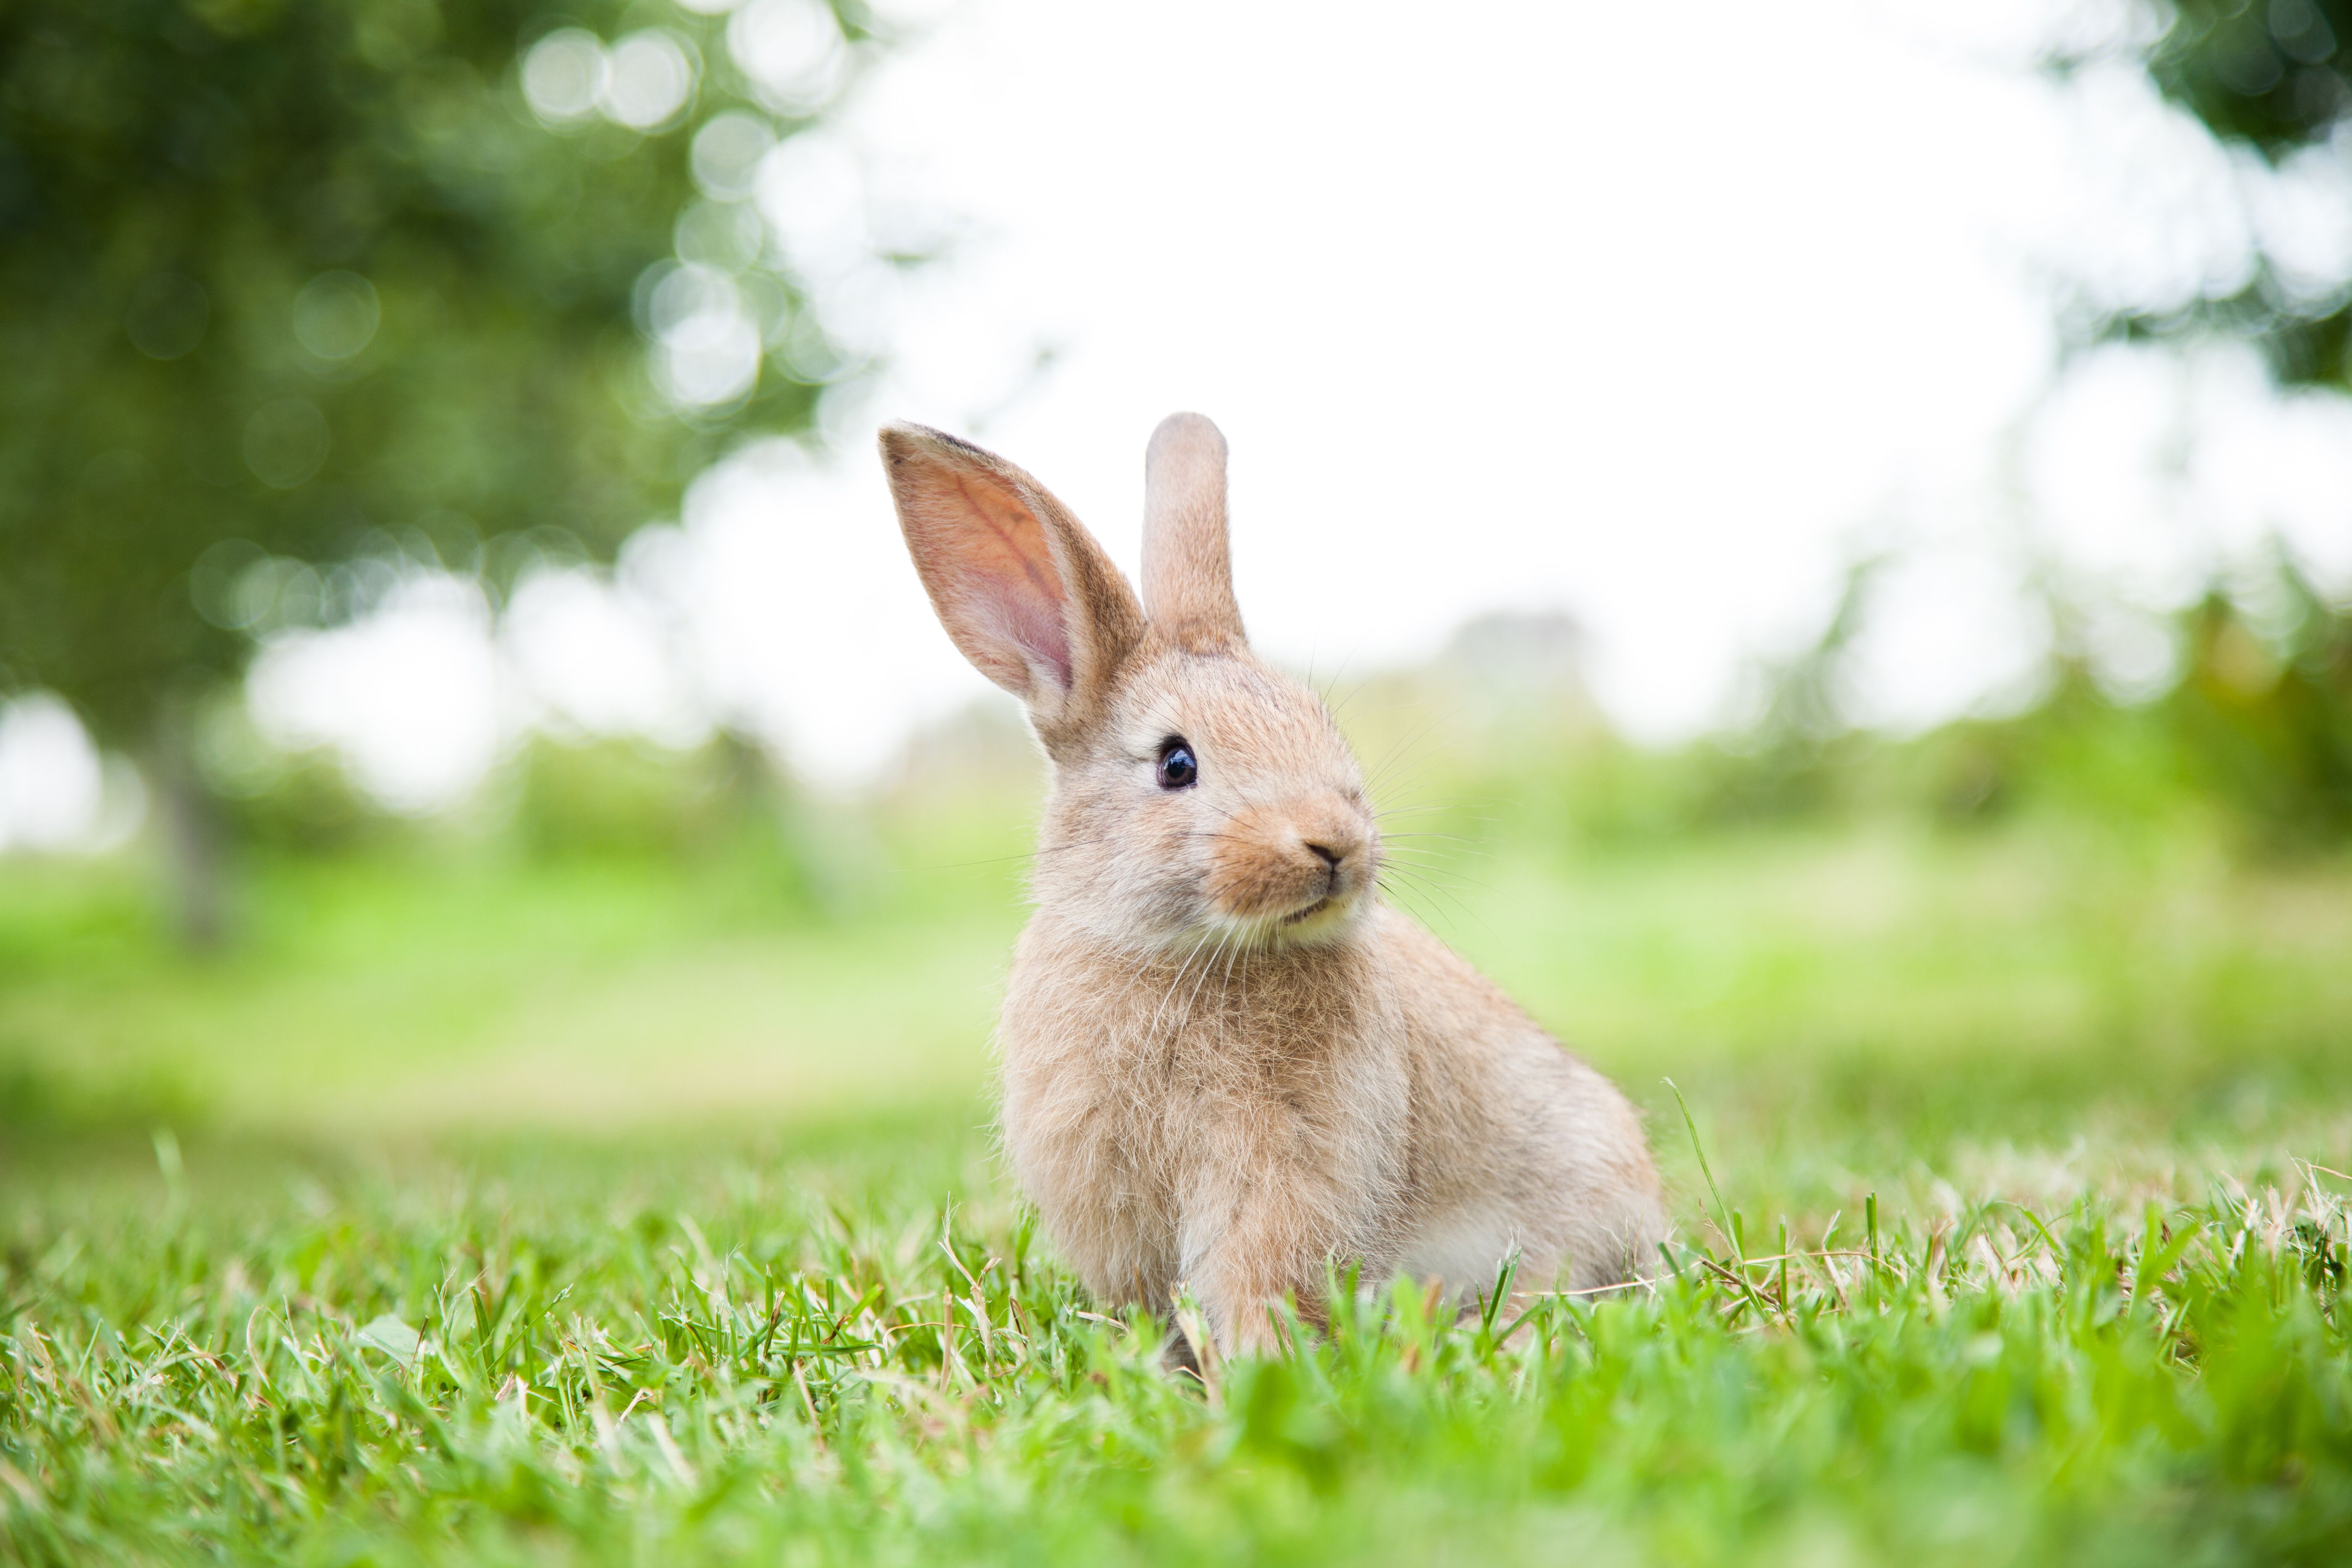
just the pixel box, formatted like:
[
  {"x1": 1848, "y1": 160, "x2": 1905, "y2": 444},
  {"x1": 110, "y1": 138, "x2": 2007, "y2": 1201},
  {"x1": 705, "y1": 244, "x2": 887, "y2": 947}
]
[
  {"x1": 1142, "y1": 413, "x2": 1246, "y2": 651},
  {"x1": 880, "y1": 421, "x2": 1146, "y2": 746}
]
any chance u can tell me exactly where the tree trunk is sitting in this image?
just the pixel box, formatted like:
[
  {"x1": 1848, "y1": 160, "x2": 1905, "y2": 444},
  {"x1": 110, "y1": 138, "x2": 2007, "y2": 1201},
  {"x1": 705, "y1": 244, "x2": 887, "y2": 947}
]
[{"x1": 150, "y1": 712, "x2": 230, "y2": 952}]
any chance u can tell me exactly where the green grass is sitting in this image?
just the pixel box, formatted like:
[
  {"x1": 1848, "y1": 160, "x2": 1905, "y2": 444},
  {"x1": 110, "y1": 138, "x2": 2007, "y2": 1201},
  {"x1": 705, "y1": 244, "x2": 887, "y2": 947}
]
[
  {"x1": 4, "y1": 812, "x2": 2352, "y2": 1563},
  {"x1": 0, "y1": 829, "x2": 1029, "y2": 1135},
  {"x1": 4, "y1": 1123, "x2": 2348, "y2": 1565}
]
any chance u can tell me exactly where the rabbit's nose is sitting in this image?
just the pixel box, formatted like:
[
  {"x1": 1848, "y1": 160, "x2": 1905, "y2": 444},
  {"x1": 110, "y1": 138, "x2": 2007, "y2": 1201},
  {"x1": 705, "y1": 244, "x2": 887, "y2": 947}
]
[{"x1": 1299, "y1": 820, "x2": 1366, "y2": 876}]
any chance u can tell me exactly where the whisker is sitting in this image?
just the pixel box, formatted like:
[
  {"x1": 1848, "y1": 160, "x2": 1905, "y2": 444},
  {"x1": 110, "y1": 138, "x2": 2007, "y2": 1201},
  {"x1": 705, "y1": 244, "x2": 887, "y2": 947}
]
[
  {"x1": 1214, "y1": 929, "x2": 1247, "y2": 1050},
  {"x1": 1319, "y1": 660, "x2": 1382, "y2": 723},
  {"x1": 1175, "y1": 928, "x2": 1235, "y2": 1035},
  {"x1": 1373, "y1": 801, "x2": 1501, "y2": 820},
  {"x1": 1146, "y1": 931, "x2": 1219, "y2": 1042},
  {"x1": 1378, "y1": 856, "x2": 1490, "y2": 893},
  {"x1": 1362, "y1": 719, "x2": 1443, "y2": 797},
  {"x1": 1375, "y1": 872, "x2": 1453, "y2": 934},
  {"x1": 1379, "y1": 864, "x2": 1493, "y2": 937},
  {"x1": 1380, "y1": 847, "x2": 1494, "y2": 880}
]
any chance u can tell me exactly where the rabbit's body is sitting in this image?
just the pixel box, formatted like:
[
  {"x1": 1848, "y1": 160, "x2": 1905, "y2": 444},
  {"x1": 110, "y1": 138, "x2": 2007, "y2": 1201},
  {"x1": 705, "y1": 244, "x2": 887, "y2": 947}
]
[
  {"x1": 1003, "y1": 900, "x2": 1662, "y2": 1331},
  {"x1": 880, "y1": 414, "x2": 1665, "y2": 1355}
]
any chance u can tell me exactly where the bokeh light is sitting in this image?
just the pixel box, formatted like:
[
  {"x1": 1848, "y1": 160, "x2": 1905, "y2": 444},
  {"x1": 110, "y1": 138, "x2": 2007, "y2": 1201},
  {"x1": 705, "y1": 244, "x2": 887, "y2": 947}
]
[
  {"x1": 692, "y1": 111, "x2": 778, "y2": 199},
  {"x1": 521, "y1": 28, "x2": 609, "y2": 123},
  {"x1": 245, "y1": 572, "x2": 505, "y2": 815},
  {"x1": 728, "y1": 0, "x2": 848, "y2": 116},
  {"x1": 0, "y1": 695, "x2": 105, "y2": 851},
  {"x1": 601, "y1": 29, "x2": 699, "y2": 131},
  {"x1": 291, "y1": 272, "x2": 381, "y2": 362},
  {"x1": 122, "y1": 272, "x2": 209, "y2": 360},
  {"x1": 241, "y1": 398, "x2": 331, "y2": 490}
]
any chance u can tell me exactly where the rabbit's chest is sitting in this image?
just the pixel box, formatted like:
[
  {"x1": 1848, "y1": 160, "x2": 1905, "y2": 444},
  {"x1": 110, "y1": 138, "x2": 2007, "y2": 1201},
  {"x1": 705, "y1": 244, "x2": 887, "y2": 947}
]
[
  {"x1": 1000, "y1": 993, "x2": 1351, "y2": 1181},
  {"x1": 1001, "y1": 957, "x2": 1394, "y2": 1159},
  {"x1": 996, "y1": 946, "x2": 1407, "y2": 1303}
]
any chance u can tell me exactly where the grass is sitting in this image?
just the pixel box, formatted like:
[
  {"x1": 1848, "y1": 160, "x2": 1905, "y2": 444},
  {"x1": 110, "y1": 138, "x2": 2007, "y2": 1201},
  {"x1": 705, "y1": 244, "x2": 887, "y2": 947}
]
[
  {"x1": 3, "y1": 807, "x2": 2352, "y2": 1563},
  {"x1": 5, "y1": 1122, "x2": 2348, "y2": 1564},
  {"x1": 0, "y1": 830, "x2": 1026, "y2": 1135}
]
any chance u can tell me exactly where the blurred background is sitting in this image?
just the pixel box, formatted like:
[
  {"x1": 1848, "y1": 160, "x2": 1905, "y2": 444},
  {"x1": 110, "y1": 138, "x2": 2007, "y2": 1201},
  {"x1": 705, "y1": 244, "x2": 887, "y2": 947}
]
[{"x1": 2, "y1": 0, "x2": 2349, "y2": 1189}]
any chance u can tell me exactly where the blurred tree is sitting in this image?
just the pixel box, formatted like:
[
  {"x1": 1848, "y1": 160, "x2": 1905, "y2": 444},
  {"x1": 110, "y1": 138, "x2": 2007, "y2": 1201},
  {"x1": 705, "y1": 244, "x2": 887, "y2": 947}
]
[
  {"x1": 2164, "y1": 557, "x2": 2352, "y2": 844},
  {"x1": 2131, "y1": 0, "x2": 2352, "y2": 384},
  {"x1": 1686, "y1": 554, "x2": 2352, "y2": 850},
  {"x1": 0, "y1": 0, "x2": 874, "y2": 941}
]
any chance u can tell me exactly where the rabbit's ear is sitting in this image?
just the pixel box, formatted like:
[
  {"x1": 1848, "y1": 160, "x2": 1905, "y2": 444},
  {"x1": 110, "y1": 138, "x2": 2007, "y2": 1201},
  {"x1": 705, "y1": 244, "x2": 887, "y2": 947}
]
[
  {"x1": 1142, "y1": 413, "x2": 1247, "y2": 651},
  {"x1": 880, "y1": 421, "x2": 1146, "y2": 738}
]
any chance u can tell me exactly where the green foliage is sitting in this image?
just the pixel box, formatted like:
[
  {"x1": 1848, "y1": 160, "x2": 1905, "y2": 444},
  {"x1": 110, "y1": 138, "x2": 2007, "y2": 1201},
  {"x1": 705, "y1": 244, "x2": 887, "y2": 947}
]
[
  {"x1": 2164, "y1": 569, "x2": 2352, "y2": 845},
  {"x1": 211, "y1": 748, "x2": 420, "y2": 857},
  {"x1": 2148, "y1": 0, "x2": 2352, "y2": 162},
  {"x1": 1351, "y1": 561, "x2": 2352, "y2": 861},
  {"x1": 1858, "y1": 565, "x2": 2352, "y2": 852},
  {"x1": 503, "y1": 733, "x2": 784, "y2": 861},
  {"x1": 0, "y1": 0, "x2": 859, "y2": 741},
  {"x1": 2119, "y1": 0, "x2": 2352, "y2": 386}
]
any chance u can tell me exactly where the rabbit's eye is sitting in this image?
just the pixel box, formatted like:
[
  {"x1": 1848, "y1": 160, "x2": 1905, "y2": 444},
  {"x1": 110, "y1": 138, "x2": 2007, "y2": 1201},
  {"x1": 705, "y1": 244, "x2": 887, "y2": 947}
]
[{"x1": 1155, "y1": 738, "x2": 1199, "y2": 790}]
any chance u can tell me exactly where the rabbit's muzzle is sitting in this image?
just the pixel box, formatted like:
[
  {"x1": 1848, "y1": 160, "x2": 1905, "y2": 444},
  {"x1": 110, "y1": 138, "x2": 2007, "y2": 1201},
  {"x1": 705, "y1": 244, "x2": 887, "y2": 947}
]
[{"x1": 1202, "y1": 792, "x2": 1376, "y2": 926}]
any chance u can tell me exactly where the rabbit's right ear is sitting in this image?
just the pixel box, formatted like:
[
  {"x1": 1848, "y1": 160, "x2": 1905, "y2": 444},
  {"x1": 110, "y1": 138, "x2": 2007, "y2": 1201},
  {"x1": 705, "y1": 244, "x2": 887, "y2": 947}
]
[
  {"x1": 879, "y1": 422, "x2": 1146, "y2": 742},
  {"x1": 1142, "y1": 413, "x2": 1246, "y2": 651}
]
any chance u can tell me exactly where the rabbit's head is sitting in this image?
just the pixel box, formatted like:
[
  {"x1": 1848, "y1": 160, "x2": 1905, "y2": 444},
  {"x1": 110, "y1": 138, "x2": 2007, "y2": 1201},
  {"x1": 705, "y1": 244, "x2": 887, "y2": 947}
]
[{"x1": 881, "y1": 414, "x2": 1379, "y2": 954}]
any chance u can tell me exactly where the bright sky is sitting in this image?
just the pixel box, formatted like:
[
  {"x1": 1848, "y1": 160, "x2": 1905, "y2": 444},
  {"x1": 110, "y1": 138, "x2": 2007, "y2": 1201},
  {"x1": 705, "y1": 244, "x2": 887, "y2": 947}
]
[
  {"x1": 679, "y1": 0, "x2": 2352, "y2": 781},
  {"x1": 6, "y1": 0, "x2": 2351, "y2": 832}
]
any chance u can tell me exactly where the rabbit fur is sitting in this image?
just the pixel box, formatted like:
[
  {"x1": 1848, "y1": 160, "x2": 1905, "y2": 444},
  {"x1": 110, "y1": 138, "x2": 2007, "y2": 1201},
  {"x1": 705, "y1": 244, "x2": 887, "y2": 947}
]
[{"x1": 879, "y1": 413, "x2": 1666, "y2": 1356}]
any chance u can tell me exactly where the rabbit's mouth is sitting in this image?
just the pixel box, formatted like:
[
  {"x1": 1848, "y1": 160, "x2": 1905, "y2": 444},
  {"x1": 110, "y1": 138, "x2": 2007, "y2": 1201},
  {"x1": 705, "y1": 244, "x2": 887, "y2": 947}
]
[{"x1": 1282, "y1": 897, "x2": 1333, "y2": 926}]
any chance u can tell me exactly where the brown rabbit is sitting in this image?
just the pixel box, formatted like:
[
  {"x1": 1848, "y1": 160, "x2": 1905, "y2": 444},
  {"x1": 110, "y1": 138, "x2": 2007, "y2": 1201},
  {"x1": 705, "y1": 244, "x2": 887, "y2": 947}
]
[{"x1": 879, "y1": 413, "x2": 1665, "y2": 1357}]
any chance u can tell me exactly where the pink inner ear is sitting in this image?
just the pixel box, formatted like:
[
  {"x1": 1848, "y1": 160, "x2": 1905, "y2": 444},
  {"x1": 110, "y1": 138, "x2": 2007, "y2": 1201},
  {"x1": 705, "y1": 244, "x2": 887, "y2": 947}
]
[
  {"x1": 896, "y1": 455, "x2": 1078, "y2": 699},
  {"x1": 948, "y1": 471, "x2": 1072, "y2": 692},
  {"x1": 992, "y1": 587, "x2": 1071, "y2": 690}
]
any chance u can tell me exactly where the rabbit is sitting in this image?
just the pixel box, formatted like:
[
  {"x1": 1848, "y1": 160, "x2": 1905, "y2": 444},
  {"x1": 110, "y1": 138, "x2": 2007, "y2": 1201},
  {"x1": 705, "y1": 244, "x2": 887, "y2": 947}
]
[{"x1": 878, "y1": 412, "x2": 1666, "y2": 1358}]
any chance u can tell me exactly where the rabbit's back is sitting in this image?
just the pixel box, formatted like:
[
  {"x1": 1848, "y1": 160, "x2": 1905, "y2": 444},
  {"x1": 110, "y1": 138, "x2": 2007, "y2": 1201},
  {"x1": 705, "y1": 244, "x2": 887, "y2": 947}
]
[{"x1": 1377, "y1": 907, "x2": 1667, "y2": 1292}]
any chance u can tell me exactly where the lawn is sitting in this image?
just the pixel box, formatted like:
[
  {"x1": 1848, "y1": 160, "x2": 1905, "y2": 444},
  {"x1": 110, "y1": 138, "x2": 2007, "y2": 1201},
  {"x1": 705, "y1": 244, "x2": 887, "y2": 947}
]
[{"x1": 3, "y1": 810, "x2": 2350, "y2": 1564}]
